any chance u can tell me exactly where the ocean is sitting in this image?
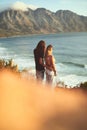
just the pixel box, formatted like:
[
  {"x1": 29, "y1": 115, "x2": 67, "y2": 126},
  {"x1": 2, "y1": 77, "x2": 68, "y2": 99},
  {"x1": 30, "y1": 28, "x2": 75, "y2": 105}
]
[{"x1": 0, "y1": 32, "x2": 87, "y2": 87}]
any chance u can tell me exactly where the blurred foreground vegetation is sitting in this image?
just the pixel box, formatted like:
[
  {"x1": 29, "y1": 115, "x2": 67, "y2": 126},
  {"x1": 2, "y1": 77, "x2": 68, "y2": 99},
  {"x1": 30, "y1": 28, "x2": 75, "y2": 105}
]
[
  {"x1": 0, "y1": 59, "x2": 87, "y2": 89},
  {"x1": 0, "y1": 59, "x2": 18, "y2": 72}
]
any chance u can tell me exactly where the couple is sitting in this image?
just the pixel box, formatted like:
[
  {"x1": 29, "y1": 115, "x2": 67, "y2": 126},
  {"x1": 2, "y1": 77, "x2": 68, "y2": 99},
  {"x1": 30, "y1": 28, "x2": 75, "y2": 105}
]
[{"x1": 34, "y1": 40, "x2": 57, "y2": 85}]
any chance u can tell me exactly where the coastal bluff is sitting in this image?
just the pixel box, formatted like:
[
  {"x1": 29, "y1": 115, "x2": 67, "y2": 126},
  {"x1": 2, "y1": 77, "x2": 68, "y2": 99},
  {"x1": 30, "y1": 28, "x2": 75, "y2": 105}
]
[{"x1": 0, "y1": 8, "x2": 87, "y2": 37}]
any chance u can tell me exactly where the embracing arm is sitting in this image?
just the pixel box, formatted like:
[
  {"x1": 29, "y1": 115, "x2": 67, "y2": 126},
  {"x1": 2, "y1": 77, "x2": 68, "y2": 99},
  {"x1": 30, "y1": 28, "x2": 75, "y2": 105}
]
[
  {"x1": 39, "y1": 57, "x2": 45, "y2": 67},
  {"x1": 51, "y1": 56, "x2": 57, "y2": 76}
]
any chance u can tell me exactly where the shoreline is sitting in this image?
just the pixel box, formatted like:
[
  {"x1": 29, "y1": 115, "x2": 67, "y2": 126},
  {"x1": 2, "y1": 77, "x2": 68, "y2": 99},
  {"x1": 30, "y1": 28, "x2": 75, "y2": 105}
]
[{"x1": 0, "y1": 31, "x2": 87, "y2": 39}]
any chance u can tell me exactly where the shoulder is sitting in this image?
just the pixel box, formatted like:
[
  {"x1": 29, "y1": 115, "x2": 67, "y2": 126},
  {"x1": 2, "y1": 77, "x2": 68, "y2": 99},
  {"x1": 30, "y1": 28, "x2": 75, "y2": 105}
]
[
  {"x1": 48, "y1": 55, "x2": 53, "y2": 59},
  {"x1": 46, "y1": 55, "x2": 52, "y2": 62},
  {"x1": 51, "y1": 55, "x2": 55, "y2": 62},
  {"x1": 48, "y1": 55, "x2": 55, "y2": 63}
]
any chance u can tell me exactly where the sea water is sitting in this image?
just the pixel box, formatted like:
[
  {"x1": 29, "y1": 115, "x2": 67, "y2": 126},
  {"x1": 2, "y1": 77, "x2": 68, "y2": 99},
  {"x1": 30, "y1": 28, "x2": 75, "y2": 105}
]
[{"x1": 0, "y1": 32, "x2": 87, "y2": 87}]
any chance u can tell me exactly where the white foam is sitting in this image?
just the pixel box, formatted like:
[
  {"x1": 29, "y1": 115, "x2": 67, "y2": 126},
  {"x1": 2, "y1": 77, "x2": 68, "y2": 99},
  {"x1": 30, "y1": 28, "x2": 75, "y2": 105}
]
[
  {"x1": 14, "y1": 58, "x2": 35, "y2": 70},
  {"x1": 84, "y1": 64, "x2": 87, "y2": 69},
  {"x1": 0, "y1": 47, "x2": 6, "y2": 51},
  {"x1": 58, "y1": 74, "x2": 87, "y2": 87}
]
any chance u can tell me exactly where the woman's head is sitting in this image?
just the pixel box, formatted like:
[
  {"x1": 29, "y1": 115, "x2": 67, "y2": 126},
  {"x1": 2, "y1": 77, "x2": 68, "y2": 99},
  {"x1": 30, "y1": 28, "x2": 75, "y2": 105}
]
[
  {"x1": 45, "y1": 44, "x2": 53, "y2": 57},
  {"x1": 47, "y1": 45, "x2": 53, "y2": 51},
  {"x1": 36, "y1": 40, "x2": 46, "y2": 55}
]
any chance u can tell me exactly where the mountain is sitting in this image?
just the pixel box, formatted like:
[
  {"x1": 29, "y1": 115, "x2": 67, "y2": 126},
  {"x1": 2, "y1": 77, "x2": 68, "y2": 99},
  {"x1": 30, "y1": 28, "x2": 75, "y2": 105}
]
[{"x1": 0, "y1": 8, "x2": 87, "y2": 37}]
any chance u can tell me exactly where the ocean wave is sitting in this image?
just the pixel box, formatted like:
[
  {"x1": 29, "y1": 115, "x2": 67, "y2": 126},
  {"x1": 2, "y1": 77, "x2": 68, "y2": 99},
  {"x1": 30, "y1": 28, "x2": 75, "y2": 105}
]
[
  {"x1": 62, "y1": 61, "x2": 86, "y2": 69},
  {"x1": 84, "y1": 64, "x2": 87, "y2": 69},
  {"x1": 57, "y1": 74, "x2": 87, "y2": 87},
  {"x1": 0, "y1": 47, "x2": 7, "y2": 51}
]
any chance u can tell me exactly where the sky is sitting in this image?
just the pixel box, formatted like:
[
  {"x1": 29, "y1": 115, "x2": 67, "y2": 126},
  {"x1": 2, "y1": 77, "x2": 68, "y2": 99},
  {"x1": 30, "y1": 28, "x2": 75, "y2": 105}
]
[{"x1": 0, "y1": 0, "x2": 87, "y2": 16}]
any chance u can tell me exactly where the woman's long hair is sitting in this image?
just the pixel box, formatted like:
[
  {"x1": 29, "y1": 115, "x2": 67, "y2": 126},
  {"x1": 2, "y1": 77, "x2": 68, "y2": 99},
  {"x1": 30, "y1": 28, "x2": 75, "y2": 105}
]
[
  {"x1": 35, "y1": 40, "x2": 46, "y2": 57},
  {"x1": 45, "y1": 44, "x2": 53, "y2": 58}
]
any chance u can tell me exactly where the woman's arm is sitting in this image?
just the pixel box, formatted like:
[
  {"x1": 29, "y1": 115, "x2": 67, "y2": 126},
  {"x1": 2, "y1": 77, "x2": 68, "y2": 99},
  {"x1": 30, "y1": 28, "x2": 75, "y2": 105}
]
[
  {"x1": 51, "y1": 56, "x2": 57, "y2": 76},
  {"x1": 39, "y1": 57, "x2": 45, "y2": 67}
]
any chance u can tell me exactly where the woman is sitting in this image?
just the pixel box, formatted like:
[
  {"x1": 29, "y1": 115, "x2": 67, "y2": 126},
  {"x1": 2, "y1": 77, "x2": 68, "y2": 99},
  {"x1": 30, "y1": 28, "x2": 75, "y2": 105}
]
[
  {"x1": 45, "y1": 44, "x2": 56, "y2": 84},
  {"x1": 33, "y1": 40, "x2": 46, "y2": 81}
]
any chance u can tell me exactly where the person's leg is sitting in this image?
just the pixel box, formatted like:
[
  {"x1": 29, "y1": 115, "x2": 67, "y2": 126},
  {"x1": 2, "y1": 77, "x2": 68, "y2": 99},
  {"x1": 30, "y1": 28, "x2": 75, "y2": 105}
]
[
  {"x1": 36, "y1": 70, "x2": 44, "y2": 81},
  {"x1": 40, "y1": 71, "x2": 44, "y2": 80},
  {"x1": 46, "y1": 73, "x2": 53, "y2": 85}
]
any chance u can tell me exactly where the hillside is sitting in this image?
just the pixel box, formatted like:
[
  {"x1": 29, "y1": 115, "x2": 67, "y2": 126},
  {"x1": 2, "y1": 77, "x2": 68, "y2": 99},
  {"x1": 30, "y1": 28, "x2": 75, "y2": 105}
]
[{"x1": 0, "y1": 8, "x2": 87, "y2": 37}]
